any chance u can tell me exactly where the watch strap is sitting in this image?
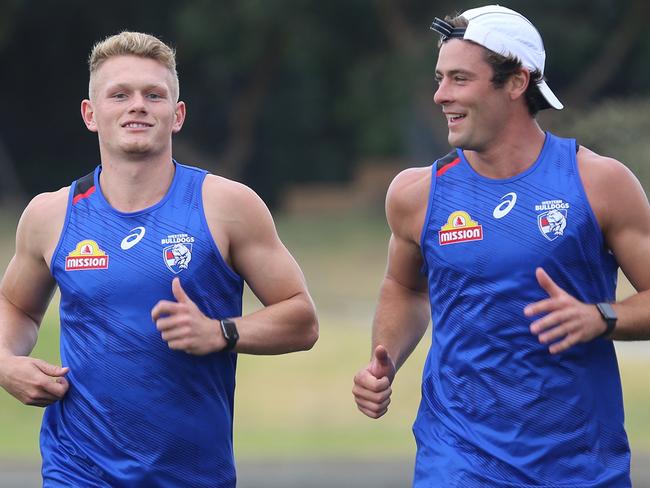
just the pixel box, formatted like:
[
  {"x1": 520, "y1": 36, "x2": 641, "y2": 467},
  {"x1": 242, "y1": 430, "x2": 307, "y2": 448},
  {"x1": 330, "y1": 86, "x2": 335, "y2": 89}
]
[{"x1": 596, "y1": 302, "x2": 617, "y2": 338}]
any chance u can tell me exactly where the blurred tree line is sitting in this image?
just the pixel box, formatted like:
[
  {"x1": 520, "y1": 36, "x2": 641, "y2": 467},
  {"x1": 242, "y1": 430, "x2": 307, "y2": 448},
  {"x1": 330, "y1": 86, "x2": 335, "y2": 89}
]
[{"x1": 0, "y1": 0, "x2": 649, "y2": 206}]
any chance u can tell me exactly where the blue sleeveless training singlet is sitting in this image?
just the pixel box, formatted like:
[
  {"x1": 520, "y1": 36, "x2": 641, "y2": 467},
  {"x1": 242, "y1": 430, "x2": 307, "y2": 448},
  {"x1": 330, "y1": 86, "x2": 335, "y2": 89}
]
[
  {"x1": 43, "y1": 163, "x2": 243, "y2": 487},
  {"x1": 414, "y1": 133, "x2": 630, "y2": 487}
]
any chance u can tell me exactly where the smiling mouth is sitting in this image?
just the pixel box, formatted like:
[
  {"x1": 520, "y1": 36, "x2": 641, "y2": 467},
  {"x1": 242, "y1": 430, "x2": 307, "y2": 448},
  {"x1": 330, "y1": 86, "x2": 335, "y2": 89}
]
[
  {"x1": 122, "y1": 122, "x2": 152, "y2": 128},
  {"x1": 446, "y1": 114, "x2": 466, "y2": 123}
]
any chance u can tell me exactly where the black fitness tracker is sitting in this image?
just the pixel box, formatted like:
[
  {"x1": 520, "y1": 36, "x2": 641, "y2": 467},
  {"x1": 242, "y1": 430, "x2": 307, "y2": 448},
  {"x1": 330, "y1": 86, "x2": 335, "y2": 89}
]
[
  {"x1": 220, "y1": 319, "x2": 239, "y2": 351},
  {"x1": 596, "y1": 303, "x2": 617, "y2": 338}
]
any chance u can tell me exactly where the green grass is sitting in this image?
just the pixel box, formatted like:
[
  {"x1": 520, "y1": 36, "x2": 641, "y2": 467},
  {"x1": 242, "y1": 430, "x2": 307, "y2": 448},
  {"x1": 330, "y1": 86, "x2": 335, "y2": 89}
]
[
  {"x1": 619, "y1": 354, "x2": 650, "y2": 449},
  {"x1": 0, "y1": 209, "x2": 648, "y2": 463},
  {"x1": 234, "y1": 313, "x2": 428, "y2": 460},
  {"x1": 0, "y1": 300, "x2": 62, "y2": 459}
]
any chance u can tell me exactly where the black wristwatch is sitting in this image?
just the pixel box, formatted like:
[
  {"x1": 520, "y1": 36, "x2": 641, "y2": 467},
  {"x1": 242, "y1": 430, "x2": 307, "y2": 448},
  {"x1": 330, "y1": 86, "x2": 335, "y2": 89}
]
[
  {"x1": 220, "y1": 319, "x2": 239, "y2": 351},
  {"x1": 596, "y1": 303, "x2": 617, "y2": 338}
]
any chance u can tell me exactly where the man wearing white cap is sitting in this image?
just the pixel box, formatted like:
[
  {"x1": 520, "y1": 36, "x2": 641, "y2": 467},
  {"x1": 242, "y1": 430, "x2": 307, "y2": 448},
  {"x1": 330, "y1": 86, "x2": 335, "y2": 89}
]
[{"x1": 353, "y1": 5, "x2": 650, "y2": 487}]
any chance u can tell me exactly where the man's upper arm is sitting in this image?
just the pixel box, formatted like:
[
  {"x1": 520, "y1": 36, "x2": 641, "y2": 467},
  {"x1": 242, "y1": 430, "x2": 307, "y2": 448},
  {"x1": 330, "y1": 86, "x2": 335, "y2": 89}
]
[
  {"x1": 1, "y1": 190, "x2": 67, "y2": 323},
  {"x1": 203, "y1": 176, "x2": 309, "y2": 306},
  {"x1": 579, "y1": 149, "x2": 650, "y2": 291},
  {"x1": 606, "y1": 172, "x2": 650, "y2": 292},
  {"x1": 383, "y1": 167, "x2": 431, "y2": 293}
]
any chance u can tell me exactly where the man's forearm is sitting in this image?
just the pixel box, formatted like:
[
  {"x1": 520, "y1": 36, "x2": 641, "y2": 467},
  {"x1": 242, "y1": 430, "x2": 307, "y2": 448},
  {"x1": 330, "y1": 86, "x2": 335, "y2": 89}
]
[
  {"x1": 371, "y1": 277, "x2": 430, "y2": 372},
  {"x1": 229, "y1": 292, "x2": 318, "y2": 355},
  {"x1": 611, "y1": 289, "x2": 650, "y2": 340},
  {"x1": 0, "y1": 298, "x2": 40, "y2": 359}
]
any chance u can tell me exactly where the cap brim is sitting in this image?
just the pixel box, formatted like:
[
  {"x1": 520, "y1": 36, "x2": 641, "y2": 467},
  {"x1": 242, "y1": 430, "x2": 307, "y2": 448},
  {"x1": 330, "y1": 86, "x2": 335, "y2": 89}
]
[{"x1": 538, "y1": 80, "x2": 563, "y2": 110}]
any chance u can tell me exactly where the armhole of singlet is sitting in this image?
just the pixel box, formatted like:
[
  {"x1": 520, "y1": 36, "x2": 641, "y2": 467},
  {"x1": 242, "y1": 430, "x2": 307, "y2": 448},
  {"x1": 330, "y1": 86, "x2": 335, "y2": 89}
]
[
  {"x1": 419, "y1": 150, "x2": 457, "y2": 264},
  {"x1": 197, "y1": 172, "x2": 244, "y2": 284},
  {"x1": 571, "y1": 139, "x2": 608, "y2": 250},
  {"x1": 49, "y1": 174, "x2": 92, "y2": 272},
  {"x1": 419, "y1": 164, "x2": 437, "y2": 250},
  {"x1": 418, "y1": 158, "x2": 448, "y2": 276}
]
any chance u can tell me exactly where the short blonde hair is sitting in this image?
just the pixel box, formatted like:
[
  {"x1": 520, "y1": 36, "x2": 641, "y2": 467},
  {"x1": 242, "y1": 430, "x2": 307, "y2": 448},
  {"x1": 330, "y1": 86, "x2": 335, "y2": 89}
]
[{"x1": 88, "y1": 31, "x2": 179, "y2": 101}]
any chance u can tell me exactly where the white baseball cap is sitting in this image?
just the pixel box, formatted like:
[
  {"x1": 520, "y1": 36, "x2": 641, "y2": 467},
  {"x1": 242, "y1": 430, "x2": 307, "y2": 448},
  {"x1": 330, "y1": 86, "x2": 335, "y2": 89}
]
[{"x1": 432, "y1": 5, "x2": 563, "y2": 110}]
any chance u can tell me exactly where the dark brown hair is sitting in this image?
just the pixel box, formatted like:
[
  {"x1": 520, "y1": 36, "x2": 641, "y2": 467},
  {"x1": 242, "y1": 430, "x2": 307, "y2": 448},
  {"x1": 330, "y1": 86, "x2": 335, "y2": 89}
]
[{"x1": 441, "y1": 15, "x2": 548, "y2": 116}]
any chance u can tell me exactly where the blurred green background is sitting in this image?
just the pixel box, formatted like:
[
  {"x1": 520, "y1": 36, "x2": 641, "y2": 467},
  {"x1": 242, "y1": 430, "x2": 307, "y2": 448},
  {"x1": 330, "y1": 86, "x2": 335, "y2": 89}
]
[
  {"x1": 0, "y1": 211, "x2": 649, "y2": 466},
  {"x1": 1, "y1": 0, "x2": 649, "y2": 474},
  {"x1": 2, "y1": 0, "x2": 650, "y2": 205}
]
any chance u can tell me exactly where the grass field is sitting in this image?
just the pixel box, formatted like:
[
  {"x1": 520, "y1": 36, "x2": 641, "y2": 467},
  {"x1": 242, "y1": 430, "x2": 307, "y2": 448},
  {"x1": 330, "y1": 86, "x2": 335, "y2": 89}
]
[{"x1": 0, "y1": 209, "x2": 648, "y2": 463}]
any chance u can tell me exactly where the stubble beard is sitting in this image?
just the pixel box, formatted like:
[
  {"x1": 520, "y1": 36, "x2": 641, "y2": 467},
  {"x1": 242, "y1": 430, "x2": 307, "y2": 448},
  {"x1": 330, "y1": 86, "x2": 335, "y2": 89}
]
[
  {"x1": 118, "y1": 139, "x2": 165, "y2": 161},
  {"x1": 122, "y1": 141, "x2": 151, "y2": 155}
]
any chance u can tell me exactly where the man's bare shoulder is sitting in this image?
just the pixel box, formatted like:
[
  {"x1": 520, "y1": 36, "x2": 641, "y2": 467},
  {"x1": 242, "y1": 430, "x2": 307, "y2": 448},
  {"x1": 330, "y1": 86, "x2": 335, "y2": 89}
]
[
  {"x1": 577, "y1": 145, "x2": 643, "y2": 196},
  {"x1": 386, "y1": 166, "x2": 432, "y2": 239},
  {"x1": 577, "y1": 145, "x2": 629, "y2": 176},
  {"x1": 577, "y1": 145, "x2": 647, "y2": 228},
  {"x1": 20, "y1": 188, "x2": 69, "y2": 231},
  {"x1": 15, "y1": 187, "x2": 69, "y2": 260},
  {"x1": 202, "y1": 174, "x2": 268, "y2": 221},
  {"x1": 386, "y1": 166, "x2": 431, "y2": 212},
  {"x1": 201, "y1": 173, "x2": 277, "y2": 254}
]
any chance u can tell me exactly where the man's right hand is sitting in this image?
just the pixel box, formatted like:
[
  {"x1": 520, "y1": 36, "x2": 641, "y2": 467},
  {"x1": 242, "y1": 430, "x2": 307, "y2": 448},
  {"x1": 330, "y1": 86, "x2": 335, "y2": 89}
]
[
  {"x1": 0, "y1": 356, "x2": 69, "y2": 407},
  {"x1": 352, "y1": 345, "x2": 396, "y2": 419}
]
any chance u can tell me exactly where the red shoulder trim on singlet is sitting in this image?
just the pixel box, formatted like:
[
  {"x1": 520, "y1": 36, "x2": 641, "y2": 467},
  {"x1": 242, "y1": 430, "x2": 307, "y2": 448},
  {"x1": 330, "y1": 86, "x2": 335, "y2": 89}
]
[
  {"x1": 72, "y1": 171, "x2": 96, "y2": 204},
  {"x1": 434, "y1": 150, "x2": 460, "y2": 177},
  {"x1": 73, "y1": 185, "x2": 96, "y2": 204}
]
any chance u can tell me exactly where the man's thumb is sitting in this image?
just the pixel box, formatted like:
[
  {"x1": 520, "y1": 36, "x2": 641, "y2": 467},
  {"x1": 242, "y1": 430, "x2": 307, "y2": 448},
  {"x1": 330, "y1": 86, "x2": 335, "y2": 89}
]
[
  {"x1": 369, "y1": 345, "x2": 393, "y2": 379},
  {"x1": 535, "y1": 267, "x2": 562, "y2": 298},
  {"x1": 172, "y1": 277, "x2": 190, "y2": 303},
  {"x1": 35, "y1": 360, "x2": 69, "y2": 377}
]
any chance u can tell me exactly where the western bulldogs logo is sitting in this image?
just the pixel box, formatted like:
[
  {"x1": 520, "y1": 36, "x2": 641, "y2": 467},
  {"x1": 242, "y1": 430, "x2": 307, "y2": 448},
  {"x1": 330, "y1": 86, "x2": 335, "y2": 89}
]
[
  {"x1": 161, "y1": 233, "x2": 195, "y2": 273},
  {"x1": 536, "y1": 199, "x2": 569, "y2": 241}
]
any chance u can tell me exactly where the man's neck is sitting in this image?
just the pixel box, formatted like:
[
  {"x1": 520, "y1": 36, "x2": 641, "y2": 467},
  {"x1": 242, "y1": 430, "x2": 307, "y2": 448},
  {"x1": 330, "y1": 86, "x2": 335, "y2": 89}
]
[
  {"x1": 463, "y1": 119, "x2": 546, "y2": 180},
  {"x1": 98, "y1": 153, "x2": 176, "y2": 213}
]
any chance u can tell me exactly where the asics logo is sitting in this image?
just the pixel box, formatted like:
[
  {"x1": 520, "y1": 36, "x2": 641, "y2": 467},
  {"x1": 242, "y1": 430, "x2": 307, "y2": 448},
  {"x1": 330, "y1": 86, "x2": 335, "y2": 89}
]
[
  {"x1": 493, "y1": 192, "x2": 517, "y2": 219},
  {"x1": 121, "y1": 227, "x2": 146, "y2": 250}
]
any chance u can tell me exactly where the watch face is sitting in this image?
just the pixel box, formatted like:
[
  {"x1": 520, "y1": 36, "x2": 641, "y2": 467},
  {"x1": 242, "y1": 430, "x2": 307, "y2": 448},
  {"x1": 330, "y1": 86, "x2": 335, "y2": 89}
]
[
  {"x1": 596, "y1": 303, "x2": 617, "y2": 338},
  {"x1": 221, "y1": 320, "x2": 239, "y2": 343},
  {"x1": 597, "y1": 303, "x2": 617, "y2": 321}
]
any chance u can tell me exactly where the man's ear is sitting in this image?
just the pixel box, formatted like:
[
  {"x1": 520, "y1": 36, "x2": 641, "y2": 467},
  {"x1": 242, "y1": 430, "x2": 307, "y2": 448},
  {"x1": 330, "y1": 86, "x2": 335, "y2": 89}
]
[
  {"x1": 172, "y1": 101, "x2": 186, "y2": 134},
  {"x1": 81, "y1": 99, "x2": 98, "y2": 132},
  {"x1": 508, "y1": 68, "x2": 530, "y2": 102}
]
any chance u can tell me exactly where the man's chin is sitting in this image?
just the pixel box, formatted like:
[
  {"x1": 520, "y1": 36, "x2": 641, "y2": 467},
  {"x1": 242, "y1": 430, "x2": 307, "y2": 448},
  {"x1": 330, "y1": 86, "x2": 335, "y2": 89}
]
[
  {"x1": 121, "y1": 144, "x2": 154, "y2": 158},
  {"x1": 447, "y1": 134, "x2": 464, "y2": 149}
]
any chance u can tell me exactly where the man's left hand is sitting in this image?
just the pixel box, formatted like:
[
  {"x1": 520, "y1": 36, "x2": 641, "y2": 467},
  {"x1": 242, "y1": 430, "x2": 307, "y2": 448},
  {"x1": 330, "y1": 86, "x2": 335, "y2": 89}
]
[
  {"x1": 151, "y1": 278, "x2": 225, "y2": 355},
  {"x1": 524, "y1": 267, "x2": 608, "y2": 354}
]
